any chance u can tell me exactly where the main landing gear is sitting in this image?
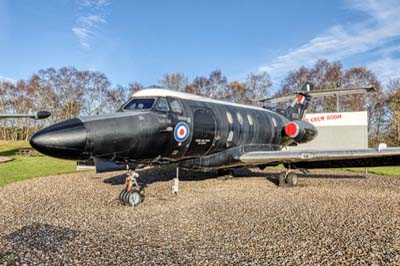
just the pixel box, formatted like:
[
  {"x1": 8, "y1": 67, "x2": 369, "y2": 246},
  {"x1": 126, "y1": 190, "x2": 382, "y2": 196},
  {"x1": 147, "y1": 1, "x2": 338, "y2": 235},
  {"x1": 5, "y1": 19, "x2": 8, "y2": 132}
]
[
  {"x1": 119, "y1": 169, "x2": 144, "y2": 206},
  {"x1": 279, "y1": 166, "x2": 298, "y2": 187},
  {"x1": 119, "y1": 166, "x2": 181, "y2": 207},
  {"x1": 217, "y1": 169, "x2": 234, "y2": 180}
]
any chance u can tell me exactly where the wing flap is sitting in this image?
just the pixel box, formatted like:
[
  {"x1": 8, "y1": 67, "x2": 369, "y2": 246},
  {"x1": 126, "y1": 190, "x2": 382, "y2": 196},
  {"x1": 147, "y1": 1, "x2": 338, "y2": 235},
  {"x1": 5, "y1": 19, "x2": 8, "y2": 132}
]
[{"x1": 240, "y1": 147, "x2": 400, "y2": 169}]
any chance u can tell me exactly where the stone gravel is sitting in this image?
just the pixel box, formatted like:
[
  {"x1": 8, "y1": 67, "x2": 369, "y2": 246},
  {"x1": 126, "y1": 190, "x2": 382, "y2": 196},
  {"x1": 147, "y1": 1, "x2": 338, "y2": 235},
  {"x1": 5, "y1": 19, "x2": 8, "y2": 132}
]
[{"x1": 1, "y1": 167, "x2": 400, "y2": 265}]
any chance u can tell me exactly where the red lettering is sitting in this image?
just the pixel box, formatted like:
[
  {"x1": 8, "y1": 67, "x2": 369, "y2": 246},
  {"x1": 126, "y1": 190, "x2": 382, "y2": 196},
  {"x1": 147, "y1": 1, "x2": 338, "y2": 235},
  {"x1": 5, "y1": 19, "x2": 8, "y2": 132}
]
[{"x1": 327, "y1": 114, "x2": 343, "y2": 120}]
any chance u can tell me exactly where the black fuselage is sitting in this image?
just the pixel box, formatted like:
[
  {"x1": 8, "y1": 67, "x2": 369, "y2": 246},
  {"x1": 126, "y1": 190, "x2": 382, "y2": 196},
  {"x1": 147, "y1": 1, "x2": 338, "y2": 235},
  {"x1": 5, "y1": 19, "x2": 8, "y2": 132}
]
[{"x1": 30, "y1": 92, "x2": 295, "y2": 171}]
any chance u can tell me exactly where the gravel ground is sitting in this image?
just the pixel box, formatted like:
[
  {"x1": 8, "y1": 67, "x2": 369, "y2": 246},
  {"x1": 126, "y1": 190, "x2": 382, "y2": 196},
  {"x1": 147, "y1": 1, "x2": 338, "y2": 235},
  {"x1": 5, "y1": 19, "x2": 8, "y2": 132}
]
[{"x1": 1, "y1": 167, "x2": 400, "y2": 265}]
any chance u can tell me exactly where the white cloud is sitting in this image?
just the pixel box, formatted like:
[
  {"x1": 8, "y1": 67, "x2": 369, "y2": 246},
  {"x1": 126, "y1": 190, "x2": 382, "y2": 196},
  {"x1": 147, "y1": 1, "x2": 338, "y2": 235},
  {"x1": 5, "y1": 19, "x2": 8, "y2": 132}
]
[
  {"x1": 72, "y1": 27, "x2": 92, "y2": 48},
  {"x1": 258, "y1": 0, "x2": 400, "y2": 85},
  {"x1": 78, "y1": 15, "x2": 106, "y2": 27},
  {"x1": 0, "y1": 74, "x2": 16, "y2": 83},
  {"x1": 72, "y1": 1, "x2": 110, "y2": 48},
  {"x1": 368, "y1": 57, "x2": 400, "y2": 85},
  {"x1": 78, "y1": 0, "x2": 110, "y2": 8}
]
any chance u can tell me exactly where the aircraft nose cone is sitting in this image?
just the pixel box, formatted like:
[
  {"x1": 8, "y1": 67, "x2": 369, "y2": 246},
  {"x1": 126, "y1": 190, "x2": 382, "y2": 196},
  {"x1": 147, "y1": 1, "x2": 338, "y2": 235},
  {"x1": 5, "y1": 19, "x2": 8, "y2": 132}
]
[{"x1": 30, "y1": 118, "x2": 87, "y2": 160}]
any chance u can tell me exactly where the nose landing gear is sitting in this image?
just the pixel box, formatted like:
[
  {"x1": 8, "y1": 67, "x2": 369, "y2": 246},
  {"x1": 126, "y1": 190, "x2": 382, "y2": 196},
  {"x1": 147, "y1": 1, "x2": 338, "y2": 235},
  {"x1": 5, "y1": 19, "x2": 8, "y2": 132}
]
[{"x1": 119, "y1": 170, "x2": 144, "y2": 206}]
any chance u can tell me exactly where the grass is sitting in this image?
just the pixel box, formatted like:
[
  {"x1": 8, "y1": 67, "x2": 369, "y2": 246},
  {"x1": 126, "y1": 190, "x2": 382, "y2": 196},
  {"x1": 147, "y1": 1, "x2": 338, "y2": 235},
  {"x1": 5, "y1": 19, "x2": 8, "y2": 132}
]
[
  {"x1": 274, "y1": 164, "x2": 400, "y2": 176},
  {"x1": 0, "y1": 141, "x2": 76, "y2": 186},
  {"x1": 0, "y1": 252, "x2": 14, "y2": 264},
  {"x1": 345, "y1": 167, "x2": 400, "y2": 176}
]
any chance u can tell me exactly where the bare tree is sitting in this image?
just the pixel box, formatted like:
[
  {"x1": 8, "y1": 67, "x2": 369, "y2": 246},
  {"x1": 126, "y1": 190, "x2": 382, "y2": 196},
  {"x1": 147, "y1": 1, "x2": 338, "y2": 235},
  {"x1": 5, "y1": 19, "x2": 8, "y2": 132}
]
[
  {"x1": 128, "y1": 82, "x2": 144, "y2": 96},
  {"x1": 105, "y1": 85, "x2": 130, "y2": 112},
  {"x1": 208, "y1": 70, "x2": 228, "y2": 100},
  {"x1": 191, "y1": 76, "x2": 210, "y2": 96},
  {"x1": 246, "y1": 72, "x2": 272, "y2": 105},
  {"x1": 386, "y1": 79, "x2": 400, "y2": 146},
  {"x1": 227, "y1": 81, "x2": 248, "y2": 104},
  {"x1": 159, "y1": 73, "x2": 188, "y2": 92},
  {"x1": 81, "y1": 70, "x2": 111, "y2": 116}
]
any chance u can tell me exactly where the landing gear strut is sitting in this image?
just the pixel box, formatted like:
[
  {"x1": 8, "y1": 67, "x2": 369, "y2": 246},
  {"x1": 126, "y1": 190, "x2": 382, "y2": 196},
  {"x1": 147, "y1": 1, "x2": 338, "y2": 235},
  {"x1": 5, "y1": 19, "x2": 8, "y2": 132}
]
[
  {"x1": 119, "y1": 169, "x2": 144, "y2": 206},
  {"x1": 279, "y1": 166, "x2": 298, "y2": 187},
  {"x1": 217, "y1": 169, "x2": 234, "y2": 180},
  {"x1": 172, "y1": 167, "x2": 179, "y2": 195}
]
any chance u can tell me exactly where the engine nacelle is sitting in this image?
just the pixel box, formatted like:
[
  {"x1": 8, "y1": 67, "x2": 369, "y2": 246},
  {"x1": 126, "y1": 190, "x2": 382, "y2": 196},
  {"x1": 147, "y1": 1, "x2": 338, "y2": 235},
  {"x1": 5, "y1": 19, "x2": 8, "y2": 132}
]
[{"x1": 283, "y1": 120, "x2": 317, "y2": 144}]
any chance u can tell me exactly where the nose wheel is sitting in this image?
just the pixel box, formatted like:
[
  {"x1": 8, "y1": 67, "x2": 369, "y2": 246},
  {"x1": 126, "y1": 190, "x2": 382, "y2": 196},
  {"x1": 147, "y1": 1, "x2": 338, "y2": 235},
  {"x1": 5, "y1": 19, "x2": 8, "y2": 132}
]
[{"x1": 119, "y1": 170, "x2": 144, "y2": 206}]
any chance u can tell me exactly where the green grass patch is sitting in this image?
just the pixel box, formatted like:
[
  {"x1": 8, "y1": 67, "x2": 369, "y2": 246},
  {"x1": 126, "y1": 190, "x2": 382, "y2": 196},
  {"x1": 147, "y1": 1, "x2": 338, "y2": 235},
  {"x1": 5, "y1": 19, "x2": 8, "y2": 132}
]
[
  {"x1": 344, "y1": 167, "x2": 400, "y2": 176},
  {"x1": 0, "y1": 252, "x2": 15, "y2": 264},
  {"x1": 274, "y1": 164, "x2": 400, "y2": 176},
  {"x1": 0, "y1": 141, "x2": 76, "y2": 186}
]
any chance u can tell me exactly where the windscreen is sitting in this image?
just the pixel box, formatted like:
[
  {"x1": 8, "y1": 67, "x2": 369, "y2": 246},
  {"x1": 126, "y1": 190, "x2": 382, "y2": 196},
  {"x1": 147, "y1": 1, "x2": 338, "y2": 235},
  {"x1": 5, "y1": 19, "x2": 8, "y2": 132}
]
[{"x1": 123, "y1": 98, "x2": 155, "y2": 111}]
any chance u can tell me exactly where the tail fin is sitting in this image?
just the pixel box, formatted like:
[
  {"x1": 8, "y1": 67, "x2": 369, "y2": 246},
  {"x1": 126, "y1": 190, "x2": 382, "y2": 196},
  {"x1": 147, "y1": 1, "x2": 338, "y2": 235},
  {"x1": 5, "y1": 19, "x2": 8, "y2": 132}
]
[{"x1": 285, "y1": 82, "x2": 313, "y2": 120}]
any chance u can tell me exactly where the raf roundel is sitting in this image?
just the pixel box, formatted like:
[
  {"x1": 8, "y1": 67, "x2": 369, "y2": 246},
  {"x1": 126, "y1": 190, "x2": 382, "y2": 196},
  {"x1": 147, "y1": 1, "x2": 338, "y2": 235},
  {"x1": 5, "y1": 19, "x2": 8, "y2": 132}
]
[{"x1": 174, "y1": 122, "x2": 190, "y2": 142}]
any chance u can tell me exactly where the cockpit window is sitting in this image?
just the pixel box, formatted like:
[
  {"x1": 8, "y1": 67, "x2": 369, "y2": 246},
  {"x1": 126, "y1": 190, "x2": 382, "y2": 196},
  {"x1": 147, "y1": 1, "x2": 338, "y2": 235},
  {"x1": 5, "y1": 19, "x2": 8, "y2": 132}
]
[
  {"x1": 155, "y1": 97, "x2": 169, "y2": 112},
  {"x1": 169, "y1": 98, "x2": 184, "y2": 114},
  {"x1": 123, "y1": 98, "x2": 155, "y2": 111}
]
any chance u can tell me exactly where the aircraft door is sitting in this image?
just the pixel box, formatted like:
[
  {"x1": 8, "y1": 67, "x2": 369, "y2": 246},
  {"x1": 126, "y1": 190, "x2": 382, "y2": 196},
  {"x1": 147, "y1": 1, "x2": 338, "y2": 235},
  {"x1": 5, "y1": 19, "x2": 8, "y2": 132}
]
[
  {"x1": 164, "y1": 97, "x2": 191, "y2": 159},
  {"x1": 185, "y1": 108, "x2": 216, "y2": 157}
]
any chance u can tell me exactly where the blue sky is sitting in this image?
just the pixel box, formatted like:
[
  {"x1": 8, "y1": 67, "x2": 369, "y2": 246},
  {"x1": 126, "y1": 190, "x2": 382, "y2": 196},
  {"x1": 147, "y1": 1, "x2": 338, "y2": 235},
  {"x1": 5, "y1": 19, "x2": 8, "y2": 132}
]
[{"x1": 1, "y1": 0, "x2": 400, "y2": 89}]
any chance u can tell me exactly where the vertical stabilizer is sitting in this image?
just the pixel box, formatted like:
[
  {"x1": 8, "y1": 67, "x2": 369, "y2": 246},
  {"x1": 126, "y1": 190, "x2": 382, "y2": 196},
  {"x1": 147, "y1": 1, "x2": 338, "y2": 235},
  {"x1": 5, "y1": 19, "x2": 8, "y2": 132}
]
[{"x1": 285, "y1": 82, "x2": 313, "y2": 120}]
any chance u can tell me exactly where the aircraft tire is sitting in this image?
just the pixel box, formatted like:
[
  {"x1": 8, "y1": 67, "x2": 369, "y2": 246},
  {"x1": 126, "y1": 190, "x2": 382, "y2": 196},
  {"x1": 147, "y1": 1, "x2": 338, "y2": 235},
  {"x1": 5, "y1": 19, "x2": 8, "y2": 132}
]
[
  {"x1": 126, "y1": 190, "x2": 142, "y2": 207},
  {"x1": 119, "y1": 189, "x2": 127, "y2": 205},
  {"x1": 278, "y1": 173, "x2": 287, "y2": 187},
  {"x1": 123, "y1": 190, "x2": 131, "y2": 204},
  {"x1": 286, "y1": 173, "x2": 298, "y2": 187}
]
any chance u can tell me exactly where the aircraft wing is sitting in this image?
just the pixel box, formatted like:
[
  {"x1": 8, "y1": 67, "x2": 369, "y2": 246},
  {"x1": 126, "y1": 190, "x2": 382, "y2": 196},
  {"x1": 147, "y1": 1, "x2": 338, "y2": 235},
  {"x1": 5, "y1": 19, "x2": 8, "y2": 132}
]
[{"x1": 239, "y1": 146, "x2": 400, "y2": 169}]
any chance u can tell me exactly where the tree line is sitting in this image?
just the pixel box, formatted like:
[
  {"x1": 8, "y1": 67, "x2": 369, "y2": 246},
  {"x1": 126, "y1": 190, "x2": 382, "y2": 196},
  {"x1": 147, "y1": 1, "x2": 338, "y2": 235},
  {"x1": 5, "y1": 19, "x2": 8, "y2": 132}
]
[{"x1": 0, "y1": 59, "x2": 399, "y2": 146}]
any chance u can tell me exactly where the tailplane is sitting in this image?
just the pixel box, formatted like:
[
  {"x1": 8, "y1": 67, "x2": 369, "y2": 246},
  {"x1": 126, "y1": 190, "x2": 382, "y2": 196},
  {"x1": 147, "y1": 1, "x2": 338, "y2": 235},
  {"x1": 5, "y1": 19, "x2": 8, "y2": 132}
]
[{"x1": 260, "y1": 82, "x2": 375, "y2": 121}]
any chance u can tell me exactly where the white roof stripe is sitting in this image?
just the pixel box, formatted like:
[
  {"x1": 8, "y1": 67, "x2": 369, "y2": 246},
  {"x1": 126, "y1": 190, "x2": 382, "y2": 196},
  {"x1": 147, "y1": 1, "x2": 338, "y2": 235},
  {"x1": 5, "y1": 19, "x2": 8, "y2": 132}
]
[{"x1": 133, "y1": 88, "x2": 272, "y2": 112}]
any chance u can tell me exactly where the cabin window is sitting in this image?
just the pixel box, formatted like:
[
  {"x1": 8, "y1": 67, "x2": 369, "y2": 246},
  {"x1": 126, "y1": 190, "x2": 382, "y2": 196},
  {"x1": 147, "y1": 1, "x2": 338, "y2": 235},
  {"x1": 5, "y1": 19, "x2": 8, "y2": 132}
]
[
  {"x1": 237, "y1": 112, "x2": 244, "y2": 125},
  {"x1": 226, "y1": 112, "x2": 233, "y2": 124},
  {"x1": 169, "y1": 98, "x2": 184, "y2": 114},
  {"x1": 155, "y1": 97, "x2": 169, "y2": 112},
  {"x1": 247, "y1": 114, "x2": 254, "y2": 126},
  {"x1": 123, "y1": 98, "x2": 155, "y2": 111}
]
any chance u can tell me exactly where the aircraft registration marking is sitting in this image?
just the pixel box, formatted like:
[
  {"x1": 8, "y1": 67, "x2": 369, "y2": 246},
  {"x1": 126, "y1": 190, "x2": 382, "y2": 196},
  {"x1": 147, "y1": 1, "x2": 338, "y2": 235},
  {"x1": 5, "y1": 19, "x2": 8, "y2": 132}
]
[{"x1": 195, "y1": 139, "x2": 211, "y2": 145}]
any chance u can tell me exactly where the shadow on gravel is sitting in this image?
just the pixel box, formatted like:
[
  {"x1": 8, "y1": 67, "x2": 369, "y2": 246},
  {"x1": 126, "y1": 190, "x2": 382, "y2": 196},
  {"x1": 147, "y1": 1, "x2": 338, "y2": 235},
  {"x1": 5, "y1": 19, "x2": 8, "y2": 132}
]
[
  {"x1": 302, "y1": 173, "x2": 367, "y2": 179},
  {"x1": 2, "y1": 223, "x2": 79, "y2": 253},
  {"x1": 103, "y1": 167, "x2": 367, "y2": 188},
  {"x1": 103, "y1": 167, "x2": 280, "y2": 186}
]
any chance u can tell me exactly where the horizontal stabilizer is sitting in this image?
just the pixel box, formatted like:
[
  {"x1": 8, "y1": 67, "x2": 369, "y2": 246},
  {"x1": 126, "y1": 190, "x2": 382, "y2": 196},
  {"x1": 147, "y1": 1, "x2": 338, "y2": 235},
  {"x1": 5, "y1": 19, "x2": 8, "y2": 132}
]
[{"x1": 260, "y1": 86, "x2": 375, "y2": 103}]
